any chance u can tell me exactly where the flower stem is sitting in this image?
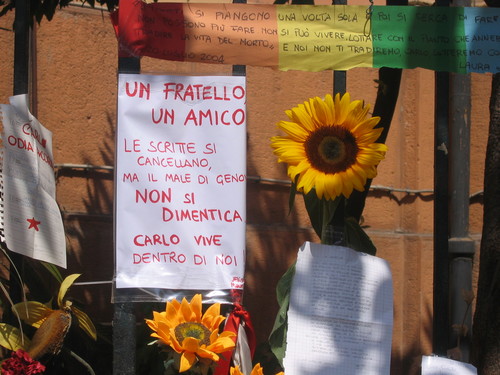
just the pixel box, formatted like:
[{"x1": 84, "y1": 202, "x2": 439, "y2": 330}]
[{"x1": 321, "y1": 197, "x2": 345, "y2": 245}]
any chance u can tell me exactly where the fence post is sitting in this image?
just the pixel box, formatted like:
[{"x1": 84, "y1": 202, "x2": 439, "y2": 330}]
[{"x1": 113, "y1": 55, "x2": 141, "y2": 375}]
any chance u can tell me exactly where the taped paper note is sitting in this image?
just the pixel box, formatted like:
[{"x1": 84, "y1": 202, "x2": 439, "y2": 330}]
[
  {"x1": 115, "y1": 74, "x2": 246, "y2": 295},
  {"x1": 422, "y1": 356, "x2": 477, "y2": 375},
  {"x1": 0, "y1": 95, "x2": 66, "y2": 267},
  {"x1": 283, "y1": 242, "x2": 393, "y2": 375}
]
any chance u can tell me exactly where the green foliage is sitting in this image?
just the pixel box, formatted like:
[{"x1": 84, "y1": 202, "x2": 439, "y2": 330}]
[
  {"x1": 0, "y1": 0, "x2": 119, "y2": 26},
  {"x1": 302, "y1": 190, "x2": 341, "y2": 242},
  {"x1": 268, "y1": 261, "x2": 295, "y2": 367},
  {"x1": 344, "y1": 216, "x2": 377, "y2": 255}
]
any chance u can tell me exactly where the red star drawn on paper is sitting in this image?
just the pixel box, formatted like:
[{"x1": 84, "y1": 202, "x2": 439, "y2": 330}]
[{"x1": 27, "y1": 217, "x2": 41, "y2": 231}]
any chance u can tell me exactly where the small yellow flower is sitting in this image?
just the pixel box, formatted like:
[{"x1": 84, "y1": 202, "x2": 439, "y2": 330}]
[
  {"x1": 146, "y1": 294, "x2": 236, "y2": 372},
  {"x1": 230, "y1": 363, "x2": 284, "y2": 375},
  {"x1": 271, "y1": 93, "x2": 387, "y2": 200}
]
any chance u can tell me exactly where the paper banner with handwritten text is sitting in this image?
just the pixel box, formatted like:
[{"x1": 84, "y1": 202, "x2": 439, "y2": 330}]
[
  {"x1": 112, "y1": 1, "x2": 500, "y2": 74},
  {"x1": 0, "y1": 95, "x2": 66, "y2": 268},
  {"x1": 115, "y1": 74, "x2": 246, "y2": 293}
]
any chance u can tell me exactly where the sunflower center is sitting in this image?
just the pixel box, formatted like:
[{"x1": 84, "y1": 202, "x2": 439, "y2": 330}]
[
  {"x1": 305, "y1": 126, "x2": 358, "y2": 173},
  {"x1": 174, "y1": 322, "x2": 211, "y2": 346}
]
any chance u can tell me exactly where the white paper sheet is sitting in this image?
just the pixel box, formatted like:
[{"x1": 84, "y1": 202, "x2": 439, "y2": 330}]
[
  {"x1": 0, "y1": 95, "x2": 66, "y2": 267},
  {"x1": 283, "y1": 241, "x2": 393, "y2": 375},
  {"x1": 115, "y1": 74, "x2": 246, "y2": 292},
  {"x1": 422, "y1": 356, "x2": 477, "y2": 375}
]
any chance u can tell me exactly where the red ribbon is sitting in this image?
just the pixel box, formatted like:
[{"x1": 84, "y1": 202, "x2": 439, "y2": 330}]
[{"x1": 214, "y1": 303, "x2": 256, "y2": 375}]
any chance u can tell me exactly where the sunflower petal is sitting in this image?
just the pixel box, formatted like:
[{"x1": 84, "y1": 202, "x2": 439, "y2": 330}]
[
  {"x1": 290, "y1": 104, "x2": 315, "y2": 131},
  {"x1": 276, "y1": 121, "x2": 309, "y2": 141},
  {"x1": 324, "y1": 94, "x2": 335, "y2": 124},
  {"x1": 340, "y1": 172, "x2": 355, "y2": 198},
  {"x1": 345, "y1": 168, "x2": 366, "y2": 191},
  {"x1": 202, "y1": 304, "x2": 224, "y2": 331},
  {"x1": 165, "y1": 301, "x2": 180, "y2": 325},
  {"x1": 190, "y1": 294, "x2": 203, "y2": 322},
  {"x1": 195, "y1": 346, "x2": 220, "y2": 361},
  {"x1": 180, "y1": 297, "x2": 194, "y2": 322},
  {"x1": 351, "y1": 117, "x2": 381, "y2": 136},
  {"x1": 250, "y1": 363, "x2": 265, "y2": 375},
  {"x1": 314, "y1": 173, "x2": 327, "y2": 199},
  {"x1": 179, "y1": 351, "x2": 197, "y2": 372},
  {"x1": 297, "y1": 169, "x2": 317, "y2": 196},
  {"x1": 354, "y1": 126, "x2": 384, "y2": 144},
  {"x1": 335, "y1": 92, "x2": 351, "y2": 125},
  {"x1": 231, "y1": 365, "x2": 244, "y2": 375},
  {"x1": 206, "y1": 335, "x2": 236, "y2": 353}
]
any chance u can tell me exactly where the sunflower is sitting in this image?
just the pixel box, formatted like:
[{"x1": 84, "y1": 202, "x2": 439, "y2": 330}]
[
  {"x1": 230, "y1": 363, "x2": 284, "y2": 375},
  {"x1": 271, "y1": 93, "x2": 387, "y2": 200},
  {"x1": 145, "y1": 294, "x2": 236, "y2": 373}
]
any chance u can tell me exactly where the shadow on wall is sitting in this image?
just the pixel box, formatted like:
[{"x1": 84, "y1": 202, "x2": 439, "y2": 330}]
[
  {"x1": 244, "y1": 129, "x2": 316, "y2": 343},
  {"x1": 55, "y1": 113, "x2": 115, "y2": 373},
  {"x1": 391, "y1": 301, "x2": 433, "y2": 375},
  {"x1": 57, "y1": 111, "x2": 115, "y2": 290},
  {"x1": 54, "y1": 112, "x2": 439, "y2": 374}
]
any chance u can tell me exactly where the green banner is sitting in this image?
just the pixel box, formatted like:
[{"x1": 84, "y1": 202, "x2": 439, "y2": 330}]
[{"x1": 372, "y1": 6, "x2": 466, "y2": 73}]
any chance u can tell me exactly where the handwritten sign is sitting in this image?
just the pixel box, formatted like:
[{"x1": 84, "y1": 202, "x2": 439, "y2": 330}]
[
  {"x1": 115, "y1": 74, "x2": 246, "y2": 294},
  {"x1": 0, "y1": 95, "x2": 66, "y2": 267},
  {"x1": 278, "y1": 5, "x2": 372, "y2": 71},
  {"x1": 112, "y1": 1, "x2": 500, "y2": 73},
  {"x1": 463, "y1": 7, "x2": 500, "y2": 73},
  {"x1": 372, "y1": 7, "x2": 463, "y2": 73},
  {"x1": 283, "y1": 242, "x2": 393, "y2": 375}
]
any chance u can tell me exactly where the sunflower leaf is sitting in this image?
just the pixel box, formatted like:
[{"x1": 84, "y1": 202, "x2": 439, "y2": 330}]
[
  {"x1": 269, "y1": 261, "x2": 296, "y2": 367},
  {"x1": 72, "y1": 306, "x2": 97, "y2": 340},
  {"x1": 57, "y1": 273, "x2": 81, "y2": 308},
  {"x1": 344, "y1": 217, "x2": 377, "y2": 255},
  {"x1": 0, "y1": 323, "x2": 31, "y2": 351},
  {"x1": 12, "y1": 301, "x2": 53, "y2": 328},
  {"x1": 302, "y1": 190, "x2": 324, "y2": 238},
  {"x1": 303, "y1": 192, "x2": 340, "y2": 240}
]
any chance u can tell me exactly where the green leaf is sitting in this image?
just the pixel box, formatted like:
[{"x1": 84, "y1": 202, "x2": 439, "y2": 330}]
[
  {"x1": 268, "y1": 262, "x2": 296, "y2": 367},
  {"x1": 302, "y1": 190, "x2": 324, "y2": 238},
  {"x1": 288, "y1": 177, "x2": 298, "y2": 216},
  {"x1": 344, "y1": 217, "x2": 377, "y2": 255},
  {"x1": 41, "y1": 261, "x2": 64, "y2": 283},
  {"x1": 303, "y1": 191, "x2": 340, "y2": 240}
]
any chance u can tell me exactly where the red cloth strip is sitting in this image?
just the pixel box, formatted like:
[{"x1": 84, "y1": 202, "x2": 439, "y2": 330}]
[{"x1": 215, "y1": 303, "x2": 256, "y2": 375}]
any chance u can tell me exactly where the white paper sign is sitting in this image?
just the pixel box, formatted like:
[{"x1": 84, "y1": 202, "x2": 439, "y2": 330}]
[
  {"x1": 115, "y1": 74, "x2": 246, "y2": 292},
  {"x1": 0, "y1": 95, "x2": 66, "y2": 267},
  {"x1": 283, "y1": 242, "x2": 393, "y2": 375},
  {"x1": 422, "y1": 356, "x2": 477, "y2": 375}
]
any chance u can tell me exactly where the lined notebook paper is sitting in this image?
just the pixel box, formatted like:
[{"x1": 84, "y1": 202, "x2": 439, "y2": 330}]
[
  {"x1": 0, "y1": 95, "x2": 66, "y2": 267},
  {"x1": 283, "y1": 241, "x2": 393, "y2": 375}
]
